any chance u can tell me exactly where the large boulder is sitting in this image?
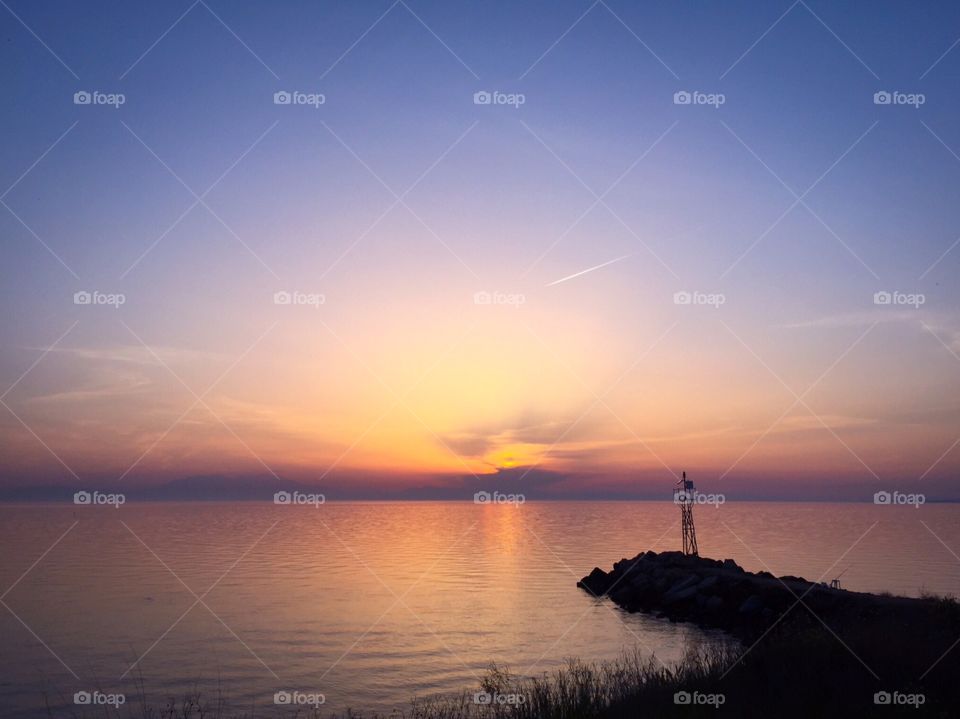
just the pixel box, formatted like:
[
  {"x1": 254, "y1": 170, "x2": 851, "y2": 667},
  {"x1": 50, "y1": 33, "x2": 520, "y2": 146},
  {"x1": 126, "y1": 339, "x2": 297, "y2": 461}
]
[
  {"x1": 577, "y1": 567, "x2": 613, "y2": 596},
  {"x1": 739, "y1": 594, "x2": 765, "y2": 616}
]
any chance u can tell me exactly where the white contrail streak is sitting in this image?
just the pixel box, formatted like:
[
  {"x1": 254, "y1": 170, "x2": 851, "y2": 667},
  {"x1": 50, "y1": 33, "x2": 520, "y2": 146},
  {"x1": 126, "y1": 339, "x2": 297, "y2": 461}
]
[{"x1": 545, "y1": 254, "x2": 631, "y2": 286}]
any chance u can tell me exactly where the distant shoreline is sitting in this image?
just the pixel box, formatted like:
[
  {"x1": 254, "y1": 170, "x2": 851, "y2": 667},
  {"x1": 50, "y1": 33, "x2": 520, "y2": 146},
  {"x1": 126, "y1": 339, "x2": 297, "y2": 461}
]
[{"x1": 2, "y1": 496, "x2": 959, "y2": 503}]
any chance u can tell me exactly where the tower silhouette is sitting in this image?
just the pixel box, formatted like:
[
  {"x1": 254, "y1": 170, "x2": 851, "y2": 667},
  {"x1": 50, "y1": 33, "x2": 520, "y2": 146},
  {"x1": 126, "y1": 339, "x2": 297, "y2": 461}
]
[{"x1": 674, "y1": 471, "x2": 699, "y2": 556}]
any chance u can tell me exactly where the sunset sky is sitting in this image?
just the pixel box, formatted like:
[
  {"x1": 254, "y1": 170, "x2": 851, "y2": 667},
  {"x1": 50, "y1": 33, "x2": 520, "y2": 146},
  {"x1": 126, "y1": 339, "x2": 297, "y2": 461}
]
[{"x1": 1, "y1": 1, "x2": 959, "y2": 499}]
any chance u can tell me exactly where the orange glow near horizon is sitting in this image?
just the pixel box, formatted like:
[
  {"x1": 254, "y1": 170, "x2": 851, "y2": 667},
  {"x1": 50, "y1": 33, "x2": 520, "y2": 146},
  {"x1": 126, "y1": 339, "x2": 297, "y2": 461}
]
[{"x1": 3, "y1": 297, "x2": 959, "y2": 494}]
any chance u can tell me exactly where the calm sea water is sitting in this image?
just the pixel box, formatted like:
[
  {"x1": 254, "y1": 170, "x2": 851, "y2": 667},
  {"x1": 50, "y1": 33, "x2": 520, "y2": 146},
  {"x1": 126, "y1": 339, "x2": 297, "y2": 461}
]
[{"x1": 1, "y1": 501, "x2": 957, "y2": 717}]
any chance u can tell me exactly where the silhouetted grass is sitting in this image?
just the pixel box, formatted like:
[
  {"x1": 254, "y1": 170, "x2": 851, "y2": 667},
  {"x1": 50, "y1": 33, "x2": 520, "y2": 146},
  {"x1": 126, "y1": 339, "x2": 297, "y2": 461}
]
[{"x1": 52, "y1": 594, "x2": 960, "y2": 718}]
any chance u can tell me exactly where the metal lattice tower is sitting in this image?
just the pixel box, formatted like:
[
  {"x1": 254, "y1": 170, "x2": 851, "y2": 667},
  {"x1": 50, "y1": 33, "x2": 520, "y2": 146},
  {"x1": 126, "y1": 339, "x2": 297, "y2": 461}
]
[{"x1": 674, "y1": 471, "x2": 699, "y2": 556}]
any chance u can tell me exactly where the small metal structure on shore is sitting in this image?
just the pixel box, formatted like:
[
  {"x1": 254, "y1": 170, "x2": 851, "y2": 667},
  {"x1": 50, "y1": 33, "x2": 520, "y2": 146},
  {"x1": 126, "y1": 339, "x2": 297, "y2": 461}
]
[
  {"x1": 829, "y1": 567, "x2": 850, "y2": 590},
  {"x1": 674, "y1": 471, "x2": 699, "y2": 557}
]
